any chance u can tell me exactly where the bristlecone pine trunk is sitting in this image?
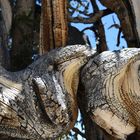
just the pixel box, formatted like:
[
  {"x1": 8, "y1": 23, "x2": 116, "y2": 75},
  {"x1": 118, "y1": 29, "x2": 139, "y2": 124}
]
[{"x1": 0, "y1": 0, "x2": 140, "y2": 140}]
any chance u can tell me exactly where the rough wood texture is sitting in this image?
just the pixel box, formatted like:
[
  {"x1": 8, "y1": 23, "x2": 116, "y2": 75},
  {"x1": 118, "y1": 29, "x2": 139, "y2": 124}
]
[
  {"x1": 0, "y1": 45, "x2": 95, "y2": 139},
  {"x1": 2, "y1": 44, "x2": 140, "y2": 139},
  {"x1": 78, "y1": 83, "x2": 117, "y2": 140},
  {"x1": 40, "y1": 0, "x2": 68, "y2": 54},
  {"x1": 81, "y1": 48, "x2": 140, "y2": 139}
]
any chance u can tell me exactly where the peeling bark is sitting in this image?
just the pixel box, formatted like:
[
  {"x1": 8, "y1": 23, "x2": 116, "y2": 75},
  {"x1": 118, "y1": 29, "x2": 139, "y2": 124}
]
[{"x1": 39, "y1": 0, "x2": 68, "y2": 54}]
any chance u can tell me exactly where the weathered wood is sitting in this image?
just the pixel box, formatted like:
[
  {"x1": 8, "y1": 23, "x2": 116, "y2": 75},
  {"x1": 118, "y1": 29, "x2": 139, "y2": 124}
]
[
  {"x1": 2, "y1": 45, "x2": 140, "y2": 140},
  {"x1": 0, "y1": 45, "x2": 95, "y2": 139},
  {"x1": 81, "y1": 48, "x2": 140, "y2": 139},
  {"x1": 39, "y1": 0, "x2": 68, "y2": 54},
  {"x1": 78, "y1": 82, "x2": 117, "y2": 140}
]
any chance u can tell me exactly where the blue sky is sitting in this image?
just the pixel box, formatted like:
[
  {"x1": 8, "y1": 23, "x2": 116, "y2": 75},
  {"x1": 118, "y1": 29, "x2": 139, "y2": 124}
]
[{"x1": 70, "y1": 0, "x2": 127, "y2": 51}]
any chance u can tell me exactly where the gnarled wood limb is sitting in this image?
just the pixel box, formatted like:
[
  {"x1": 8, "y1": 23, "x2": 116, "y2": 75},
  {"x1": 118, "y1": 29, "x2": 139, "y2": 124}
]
[
  {"x1": 2, "y1": 44, "x2": 140, "y2": 140},
  {"x1": 0, "y1": 45, "x2": 96, "y2": 139},
  {"x1": 68, "y1": 9, "x2": 113, "y2": 24},
  {"x1": 81, "y1": 48, "x2": 140, "y2": 139}
]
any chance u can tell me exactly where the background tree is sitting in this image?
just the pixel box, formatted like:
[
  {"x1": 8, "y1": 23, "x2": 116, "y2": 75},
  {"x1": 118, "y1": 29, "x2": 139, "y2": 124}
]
[{"x1": 0, "y1": 0, "x2": 12, "y2": 69}]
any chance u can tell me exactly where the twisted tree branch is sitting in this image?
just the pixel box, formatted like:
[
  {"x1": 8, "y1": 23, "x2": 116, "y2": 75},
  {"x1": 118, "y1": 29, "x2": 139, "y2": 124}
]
[{"x1": 69, "y1": 9, "x2": 113, "y2": 23}]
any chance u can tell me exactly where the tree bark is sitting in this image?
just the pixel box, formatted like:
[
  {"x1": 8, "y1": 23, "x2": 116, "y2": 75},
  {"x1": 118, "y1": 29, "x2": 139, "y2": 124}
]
[
  {"x1": 78, "y1": 81, "x2": 117, "y2": 140},
  {"x1": 79, "y1": 1, "x2": 140, "y2": 139},
  {"x1": 0, "y1": 0, "x2": 12, "y2": 69},
  {"x1": 10, "y1": 0, "x2": 35, "y2": 71},
  {"x1": 80, "y1": 48, "x2": 140, "y2": 140},
  {"x1": 0, "y1": 45, "x2": 95, "y2": 139},
  {"x1": 1, "y1": 1, "x2": 140, "y2": 140},
  {"x1": 39, "y1": 0, "x2": 68, "y2": 54}
]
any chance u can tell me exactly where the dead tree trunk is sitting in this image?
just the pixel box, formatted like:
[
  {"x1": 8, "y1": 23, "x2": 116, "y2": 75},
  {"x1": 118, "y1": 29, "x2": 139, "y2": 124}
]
[
  {"x1": 39, "y1": 0, "x2": 68, "y2": 54},
  {"x1": 0, "y1": 45, "x2": 95, "y2": 140},
  {"x1": 10, "y1": 0, "x2": 35, "y2": 71},
  {"x1": 0, "y1": 0, "x2": 12, "y2": 69}
]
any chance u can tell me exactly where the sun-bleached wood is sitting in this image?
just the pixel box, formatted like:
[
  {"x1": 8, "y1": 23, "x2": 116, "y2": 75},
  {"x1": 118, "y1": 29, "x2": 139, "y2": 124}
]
[
  {"x1": 81, "y1": 48, "x2": 140, "y2": 139},
  {"x1": 0, "y1": 45, "x2": 95, "y2": 139}
]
